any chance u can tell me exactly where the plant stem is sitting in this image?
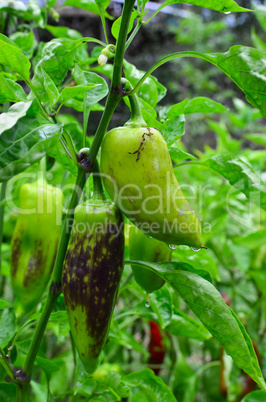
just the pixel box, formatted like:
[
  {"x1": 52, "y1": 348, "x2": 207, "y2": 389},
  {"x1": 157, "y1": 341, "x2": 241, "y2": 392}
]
[
  {"x1": 98, "y1": 6, "x2": 109, "y2": 45},
  {"x1": 125, "y1": 20, "x2": 142, "y2": 51},
  {"x1": 86, "y1": 0, "x2": 136, "y2": 169},
  {"x1": 0, "y1": 181, "x2": 7, "y2": 297},
  {"x1": 86, "y1": 92, "x2": 120, "y2": 169},
  {"x1": 37, "y1": 156, "x2": 47, "y2": 183},
  {"x1": 112, "y1": 0, "x2": 136, "y2": 88},
  {"x1": 230, "y1": 269, "x2": 236, "y2": 310},
  {"x1": 92, "y1": 160, "x2": 106, "y2": 200},
  {"x1": 16, "y1": 383, "x2": 29, "y2": 402},
  {"x1": 130, "y1": 51, "x2": 217, "y2": 95},
  {"x1": 0, "y1": 346, "x2": 16, "y2": 381},
  {"x1": 18, "y1": 167, "x2": 87, "y2": 398},
  {"x1": 122, "y1": 78, "x2": 147, "y2": 127}
]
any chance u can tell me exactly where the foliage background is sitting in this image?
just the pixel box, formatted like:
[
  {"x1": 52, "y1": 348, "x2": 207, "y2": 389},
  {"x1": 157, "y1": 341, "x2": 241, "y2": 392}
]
[{"x1": 0, "y1": 0, "x2": 265, "y2": 401}]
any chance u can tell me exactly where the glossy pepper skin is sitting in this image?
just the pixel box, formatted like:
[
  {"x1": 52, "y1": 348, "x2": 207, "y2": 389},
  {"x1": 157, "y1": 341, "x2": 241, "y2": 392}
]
[
  {"x1": 100, "y1": 126, "x2": 203, "y2": 248},
  {"x1": 62, "y1": 199, "x2": 124, "y2": 375},
  {"x1": 11, "y1": 181, "x2": 63, "y2": 314},
  {"x1": 129, "y1": 225, "x2": 172, "y2": 293},
  {"x1": 148, "y1": 320, "x2": 165, "y2": 375}
]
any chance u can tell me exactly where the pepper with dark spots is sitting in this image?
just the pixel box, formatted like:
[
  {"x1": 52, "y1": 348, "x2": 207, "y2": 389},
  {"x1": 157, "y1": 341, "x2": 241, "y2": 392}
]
[
  {"x1": 10, "y1": 181, "x2": 63, "y2": 314},
  {"x1": 62, "y1": 198, "x2": 124, "y2": 375}
]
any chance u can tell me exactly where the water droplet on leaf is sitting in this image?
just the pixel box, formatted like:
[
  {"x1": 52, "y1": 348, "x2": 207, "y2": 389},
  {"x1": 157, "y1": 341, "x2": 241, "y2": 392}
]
[
  {"x1": 190, "y1": 247, "x2": 201, "y2": 252},
  {"x1": 145, "y1": 294, "x2": 150, "y2": 308},
  {"x1": 169, "y1": 244, "x2": 178, "y2": 250}
]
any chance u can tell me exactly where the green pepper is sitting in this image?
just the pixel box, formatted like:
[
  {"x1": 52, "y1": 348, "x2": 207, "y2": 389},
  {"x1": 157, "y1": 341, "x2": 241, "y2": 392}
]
[
  {"x1": 100, "y1": 125, "x2": 203, "y2": 248},
  {"x1": 129, "y1": 225, "x2": 172, "y2": 293},
  {"x1": 11, "y1": 181, "x2": 63, "y2": 314},
  {"x1": 62, "y1": 166, "x2": 124, "y2": 374},
  {"x1": 100, "y1": 79, "x2": 203, "y2": 249}
]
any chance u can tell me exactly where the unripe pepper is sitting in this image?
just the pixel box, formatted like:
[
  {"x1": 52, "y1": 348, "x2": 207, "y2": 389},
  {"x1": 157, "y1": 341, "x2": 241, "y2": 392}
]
[
  {"x1": 62, "y1": 166, "x2": 124, "y2": 374},
  {"x1": 11, "y1": 181, "x2": 63, "y2": 314},
  {"x1": 100, "y1": 81, "x2": 203, "y2": 249},
  {"x1": 129, "y1": 225, "x2": 172, "y2": 293}
]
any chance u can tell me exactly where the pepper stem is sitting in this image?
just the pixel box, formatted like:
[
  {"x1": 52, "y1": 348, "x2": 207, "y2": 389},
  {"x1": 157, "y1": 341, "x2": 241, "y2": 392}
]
[
  {"x1": 122, "y1": 78, "x2": 147, "y2": 128},
  {"x1": 37, "y1": 156, "x2": 47, "y2": 183},
  {"x1": 92, "y1": 160, "x2": 106, "y2": 201}
]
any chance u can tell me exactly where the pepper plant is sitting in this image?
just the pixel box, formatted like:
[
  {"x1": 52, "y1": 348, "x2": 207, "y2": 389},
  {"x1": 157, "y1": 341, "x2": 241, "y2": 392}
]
[{"x1": 0, "y1": 0, "x2": 266, "y2": 401}]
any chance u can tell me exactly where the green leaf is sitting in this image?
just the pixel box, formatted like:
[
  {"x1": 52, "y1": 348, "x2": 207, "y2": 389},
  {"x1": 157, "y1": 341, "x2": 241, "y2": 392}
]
[
  {"x1": 167, "y1": 97, "x2": 227, "y2": 117},
  {"x1": 0, "y1": 116, "x2": 63, "y2": 182},
  {"x1": 73, "y1": 67, "x2": 108, "y2": 143},
  {"x1": 116, "y1": 301, "x2": 210, "y2": 340},
  {"x1": 30, "y1": 381, "x2": 47, "y2": 402},
  {"x1": 230, "y1": 308, "x2": 266, "y2": 390},
  {"x1": 0, "y1": 384, "x2": 16, "y2": 402},
  {"x1": 94, "y1": 0, "x2": 111, "y2": 9},
  {"x1": 139, "y1": 46, "x2": 266, "y2": 117},
  {"x1": 0, "y1": 102, "x2": 32, "y2": 135},
  {"x1": 245, "y1": 134, "x2": 266, "y2": 148},
  {"x1": 249, "y1": 271, "x2": 266, "y2": 296},
  {"x1": 32, "y1": 38, "x2": 104, "y2": 103},
  {"x1": 45, "y1": 26, "x2": 89, "y2": 62},
  {"x1": 241, "y1": 391, "x2": 266, "y2": 401},
  {"x1": 32, "y1": 39, "x2": 79, "y2": 102},
  {"x1": 114, "y1": 301, "x2": 159, "y2": 323},
  {"x1": 72, "y1": 66, "x2": 108, "y2": 133},
  {"x1": 125, "y1": 369, "x2": 176, "y2": 401},
  {"x1": 41, "y1": 69, "x2": 59, "y2": 109},
  {"x1": 179, "y1": 0, "x2": 250, "y2": 12},
  {"x1": 171, "y1": 352, "x2": 198, "y2": 402},
  {"x1": 163, "y1": 115, "x2": 185, "y2": 145},
  {"x1": 149, "y1": 287, "x2": 172, "y2": 328},
  {"x1": 169, "y1": 147, "x2": 197, "y2": 161},
  {"x1": 202, "y1": 153, "x2": 266, "y2": 210},
  {"x1": 48, "y1": 114, "x2": 84, "y2": 176},
  {"x1": 172, "y1": 246, "x2": 220, "y2": 281},
  {"x1": 251, "y1": 28, "x2": 266, "y2": 54},
  {"x1": 93, "y1": 371, "x2": 130, "y2": 400},
  {"x1": 58, "y1": 84, "x2": 99, "y2": 107},
  {"x1": 0, "y1": 74, "x2": 27, "y2": 103},
  {"x1": 35, "y1": 356, "x2": 61, "y2": 379},
  {"x1": 0, "y1": 33, "x2": 31, "y2": 82},
  {"x1": 62, "y1": 0, "x2": 111, "y2": 17},
  {"x1": 227, "y1": 241, "x2": 251, "y2": 273},
  {"x1": 166, "y1": 310, "x2": 211, "y2": 341},
  {"x1": 253, "y1": 4, "x2": 266, "y2": 34},
  {"x1": 146, "y1": 0, "x2": 250, "y2": 23},
  {"x1": 126, "y1": 260, "x2": 213, "y2": 283},
  {"x1": 49, "y1": 311, "x2": 68, "y2": 321},
  {"x1": 0, "y1": 308, "x2": 16, "y2": 348},
  {"x1": 9, "y1": 31, "x2": 37, "y2": 59},
  {"x1": 210, "y1": 46, "x2": 266, "y2": 117},
  {"x1": 0, "y1": 299, "x2": 9, "y2": 310},
  {"x1": 46, "y1": 25, "x2": 83, "y2": 40},
  {"x1": 234, "y1": 229, "x2": 266, "y2": 250},
  {"x1": 124, "y1": 61, "x2": 161, "y2": 108},
  {"x1": 124, "y1": 260, "x2": 266, "y2": 390},
  {"x1": 112, "y1": 10, "x2": 139, "y2": 40},
  {"x1": 110, "y1": 326, "x2": 149, "y2": 356}
]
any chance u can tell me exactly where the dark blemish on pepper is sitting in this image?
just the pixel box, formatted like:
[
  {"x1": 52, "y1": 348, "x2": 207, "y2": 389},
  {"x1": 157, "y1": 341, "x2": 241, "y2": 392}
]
[{"x1": 129, "y1": 128, "x2": 153, "y2": 162}]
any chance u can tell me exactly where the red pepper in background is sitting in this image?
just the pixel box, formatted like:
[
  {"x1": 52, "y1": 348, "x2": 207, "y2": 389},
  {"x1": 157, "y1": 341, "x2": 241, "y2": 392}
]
[{"x1": 148, "y1": 320, "x2": 165, "y2": 375}]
